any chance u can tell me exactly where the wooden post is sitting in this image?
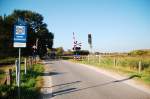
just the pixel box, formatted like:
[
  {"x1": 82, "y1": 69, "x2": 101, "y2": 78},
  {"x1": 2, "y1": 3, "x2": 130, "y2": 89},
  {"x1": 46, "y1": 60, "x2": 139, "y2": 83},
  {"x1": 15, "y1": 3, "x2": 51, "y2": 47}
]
[
  {"x1": 114, "y1": 58, "x2": 116, "y2": 67},
  {"x1": 93, "y1": 55, "x2": 95, "y2": 63},
  {"x1": 7, "y1": 69, "x2": 12, "y2": 85},
  {"x1": 99, "y1": 55, "x2": 101, "y2": 64},
  {"x1": 88, "y1": 55, "x2": 90, "y2": 63},
  {"x1": 24, "y1": 58, "x2": 27, "y2": 75},
  {"x1": 138, "y1": 61, "x2": 142, "y2": 73},
  {"x1": 82, "y1": 56, "x2": 85, "y2": 61},
  {"x1": 34, "y1": 55, "x2": 37, "y2": 64},
  {"x1": 29, "y1": 56, "x2": 32, "y2": 70},
  {"x1": 91, "y1": 55, "x2": 92, "y2": 63}
]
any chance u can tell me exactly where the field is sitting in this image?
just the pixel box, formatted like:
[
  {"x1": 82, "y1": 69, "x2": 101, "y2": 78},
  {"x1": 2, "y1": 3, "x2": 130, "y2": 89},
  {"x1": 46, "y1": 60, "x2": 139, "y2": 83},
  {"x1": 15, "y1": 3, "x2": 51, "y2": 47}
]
[{"x1": 71, "y1": 55, "x2": 150, "y2": 86}]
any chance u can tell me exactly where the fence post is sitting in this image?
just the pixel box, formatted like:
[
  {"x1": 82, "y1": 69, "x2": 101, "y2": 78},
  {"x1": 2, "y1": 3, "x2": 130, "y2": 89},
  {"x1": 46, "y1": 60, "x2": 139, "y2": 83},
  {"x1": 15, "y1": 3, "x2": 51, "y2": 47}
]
[
  {"x1": 91, "y1": 55, "x2": 93, "y2": 63},
  {"x1": 88, "y1": 55, "x2": 90, "y2": 63},
  {"x1": 93, "y1": 55, "x2": 95, "y2": 63},
  {"x1": 6, "y1": 69, "x2": 12, "y2": 85},
  {"x1": 99, "y1": 55, "x2": 101, "y2": 64},
  {"x1": 82, "y1": 56, "x2": 83, "y2": 61},
  {"x1": 92, "y1": 55, "x2": 94, "y2": 63},
  {"x1": 138, "y1": 61, "x2": 142, "y2": 73},
  {"x1": 24, "y1": 58, "x2": 27, "y2": 75},
  {"x1": 28, "y1": 57, "x2": 30, "y2": 69},
  {"x1": 15, "y1": 59, "x2": 19, "y2": 85},
  {"x1": 29, "y1": 56, "x2": 32, "y2": 70},
  {"x1": 114, "y1": 58, "x2": 116, "y2": 67}
]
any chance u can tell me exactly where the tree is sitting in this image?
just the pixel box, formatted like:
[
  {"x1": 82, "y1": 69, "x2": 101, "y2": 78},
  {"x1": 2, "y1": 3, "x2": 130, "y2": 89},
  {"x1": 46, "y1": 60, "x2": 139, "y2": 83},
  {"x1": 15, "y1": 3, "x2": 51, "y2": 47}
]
[
  {"x1": 56, "y1": 47, "x2": 64, "y2": 56},
  {"x1": 38, "y1": 32, "x2": 54, "y2": 56},
  {"x1": 64, "y1": 49, "x2": 73, "y2": 55}
]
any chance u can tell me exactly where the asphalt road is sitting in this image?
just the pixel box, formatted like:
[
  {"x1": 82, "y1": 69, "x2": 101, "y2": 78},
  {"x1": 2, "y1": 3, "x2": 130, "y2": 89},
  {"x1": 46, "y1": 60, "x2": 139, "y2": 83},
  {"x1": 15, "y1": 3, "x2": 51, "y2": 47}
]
[{"x1": 42, "y1": 60, "x2": 150, "y2": 99}]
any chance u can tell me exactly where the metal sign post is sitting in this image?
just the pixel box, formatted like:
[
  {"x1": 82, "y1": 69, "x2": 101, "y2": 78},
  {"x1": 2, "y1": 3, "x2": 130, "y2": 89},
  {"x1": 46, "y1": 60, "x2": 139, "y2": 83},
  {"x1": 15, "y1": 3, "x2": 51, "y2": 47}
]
[
  {"x1": 18, "y1": 48, "x2": 21, "y2": 86},
  {"x1": 14, "y1": 18, "x2": 27, "y2": 87}
]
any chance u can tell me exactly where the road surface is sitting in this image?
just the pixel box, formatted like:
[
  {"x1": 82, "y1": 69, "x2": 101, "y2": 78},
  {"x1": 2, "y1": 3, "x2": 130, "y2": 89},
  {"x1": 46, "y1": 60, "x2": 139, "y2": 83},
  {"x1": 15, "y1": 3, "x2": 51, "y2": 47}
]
[{"x1": 41, "y1": 60, "x2": 150, "y2": 99}]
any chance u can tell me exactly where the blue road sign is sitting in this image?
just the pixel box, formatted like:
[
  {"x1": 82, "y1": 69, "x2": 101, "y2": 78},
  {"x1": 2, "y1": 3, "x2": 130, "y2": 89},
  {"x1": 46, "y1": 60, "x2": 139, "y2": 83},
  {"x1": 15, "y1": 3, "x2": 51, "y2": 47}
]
[{"x1": 13, "y1": 25, "x2": 27, "y2": 47}]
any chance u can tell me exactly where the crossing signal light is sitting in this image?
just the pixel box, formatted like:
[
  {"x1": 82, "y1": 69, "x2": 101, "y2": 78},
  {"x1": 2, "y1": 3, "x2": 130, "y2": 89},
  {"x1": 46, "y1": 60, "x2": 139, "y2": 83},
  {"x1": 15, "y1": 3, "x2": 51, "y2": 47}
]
[
  {"x1": 73, "y1": 47, "x2": 81, "y2": 51},
  {"x1": 88, "y1": 34, "x2": 92, "y2": 45}
]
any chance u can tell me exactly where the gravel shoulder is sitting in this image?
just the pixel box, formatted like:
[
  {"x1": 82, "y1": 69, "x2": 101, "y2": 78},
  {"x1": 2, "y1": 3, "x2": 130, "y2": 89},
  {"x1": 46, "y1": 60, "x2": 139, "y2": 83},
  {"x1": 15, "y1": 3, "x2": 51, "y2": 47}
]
[{"x1": 40, "y1": 60, "x2": 53, "y2": 99}]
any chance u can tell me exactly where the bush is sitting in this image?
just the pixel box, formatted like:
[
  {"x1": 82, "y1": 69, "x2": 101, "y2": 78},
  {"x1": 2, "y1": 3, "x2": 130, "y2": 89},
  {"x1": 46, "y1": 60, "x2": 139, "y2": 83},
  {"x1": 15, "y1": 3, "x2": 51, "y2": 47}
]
[
  {"x1": 0, "y1": 85, "x2": 11, "y2": 93},
  {"x1": 27, "y1": 79, "x2": 36, "y2": 87},
  {"x1": 129, "y1": 50, "x2": 148, "y2": 56},
  {"x1": 73, "y1": 50, "x2": 89, "y2": 55},
  {"x1": 0, "y1": 85, "x2": 11, "y2": 98}
]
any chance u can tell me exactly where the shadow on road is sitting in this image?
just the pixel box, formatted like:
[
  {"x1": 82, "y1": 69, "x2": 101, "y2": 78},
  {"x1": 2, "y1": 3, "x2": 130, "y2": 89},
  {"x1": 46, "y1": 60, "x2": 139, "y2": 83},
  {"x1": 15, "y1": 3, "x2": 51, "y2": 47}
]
[
  {"x1": 40, "y1": 81, "x2": 81, "y2": 98},
  {"x1": 41, "y1": 81, "x2": 81, "y2": 89},
  {"x1": 68, "y1": 75, "x2": 141, "y2": 93},
  {"x1": 41, "y1": 75, "x2": 141, "y2": 98},
  {"x1": 41, "y1": 71, "x2": 65, "y2": 76},
  {"x1": 28, "y1": 70, "x2": 65, "y2": 78},
  {"x1": 40, "y1": 81, "x2": 81, "y2": 90}
]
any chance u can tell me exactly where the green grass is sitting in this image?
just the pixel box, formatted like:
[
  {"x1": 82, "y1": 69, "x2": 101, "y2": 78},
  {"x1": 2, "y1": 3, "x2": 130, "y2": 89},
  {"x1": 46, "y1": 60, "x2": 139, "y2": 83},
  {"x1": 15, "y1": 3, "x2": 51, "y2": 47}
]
[
  {"x1": 70, "y1": 55, "x2": 150, "y2": 86},
  {"x1": 0, "y1": 57, "x2": 16, "y2": 65},
  {"x1": 0, "y1": 63, "x2": 44, "y2": 99},
  {"x1": 0, "y1": 74, "x2": 5, "y2": 79},
  {"x1": 62, "y1": 56, "x2": 73, "y2": 60}
]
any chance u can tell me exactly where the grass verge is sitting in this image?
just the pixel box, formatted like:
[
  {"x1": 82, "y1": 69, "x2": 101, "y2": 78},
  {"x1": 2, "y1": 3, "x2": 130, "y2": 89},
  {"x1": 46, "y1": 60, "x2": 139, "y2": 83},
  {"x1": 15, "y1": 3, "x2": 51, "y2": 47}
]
[
  {"x1": 69, "y1": 56, "x2": 150, "y2": 87},
  {"x1": 0, "y1": 63, "x2": 44, "y2": 99}
]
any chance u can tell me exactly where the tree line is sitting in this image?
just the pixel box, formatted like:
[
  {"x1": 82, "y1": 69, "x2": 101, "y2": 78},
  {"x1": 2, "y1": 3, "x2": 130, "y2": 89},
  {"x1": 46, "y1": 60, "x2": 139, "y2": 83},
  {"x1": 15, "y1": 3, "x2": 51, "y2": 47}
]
[{"x1": 0, "y1": 10, "x2": 54, "y2": 58}]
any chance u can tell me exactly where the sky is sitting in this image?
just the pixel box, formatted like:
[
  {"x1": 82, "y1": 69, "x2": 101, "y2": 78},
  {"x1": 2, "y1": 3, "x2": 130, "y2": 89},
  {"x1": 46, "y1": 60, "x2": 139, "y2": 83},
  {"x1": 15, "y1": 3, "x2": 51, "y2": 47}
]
[{"x1": 0, "y1": 0, "x2": 150, "y2": 52}]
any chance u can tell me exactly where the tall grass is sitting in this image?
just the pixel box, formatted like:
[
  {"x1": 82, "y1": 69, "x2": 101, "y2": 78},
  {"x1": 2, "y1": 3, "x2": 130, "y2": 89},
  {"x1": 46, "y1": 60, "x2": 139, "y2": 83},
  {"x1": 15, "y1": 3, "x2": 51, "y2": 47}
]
[{"x1": 73, "y1": 55, "x2": 150, "y2": 85}]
